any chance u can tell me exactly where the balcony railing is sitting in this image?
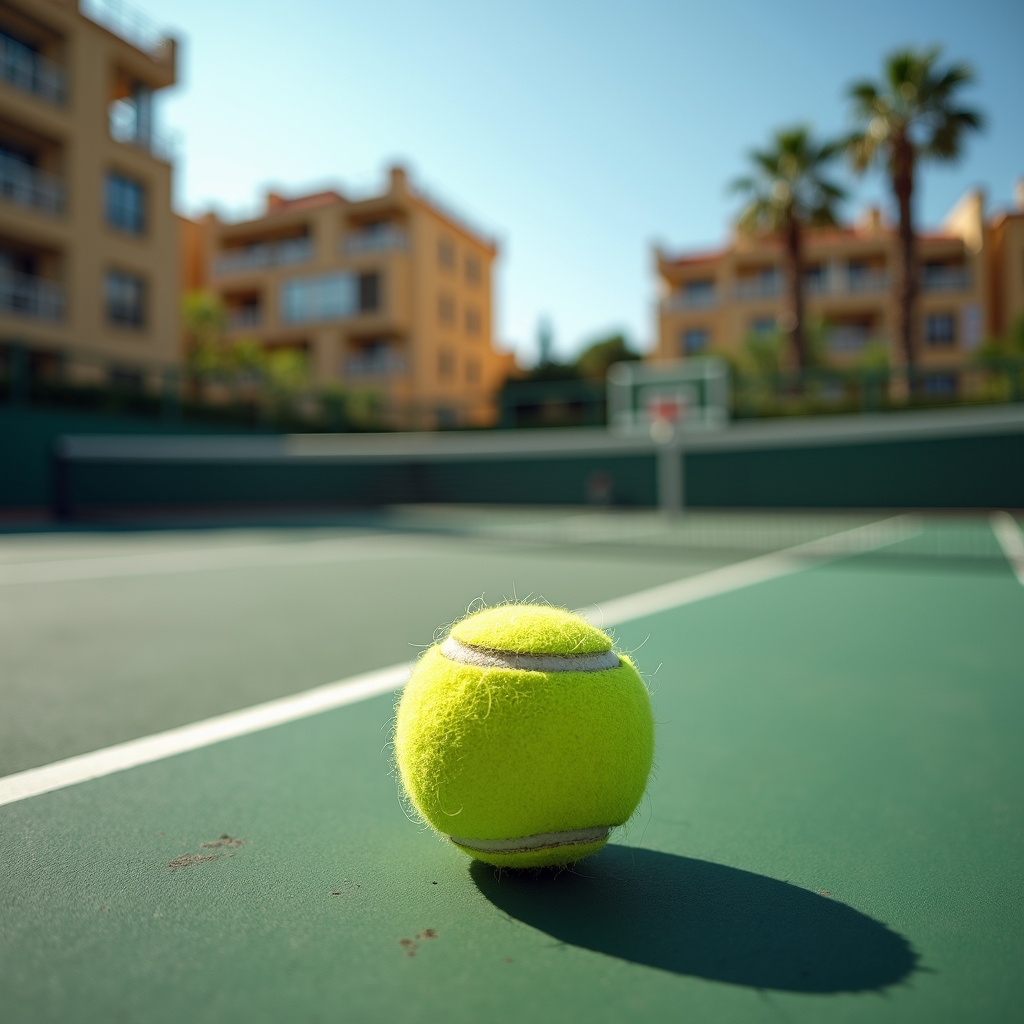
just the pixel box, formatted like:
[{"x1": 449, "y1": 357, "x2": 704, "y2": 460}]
[
  {"x1": 215, "y1": 238, "x2": 313, "y2": 276},
  {"x1": 0, "y1": 154, "x2": 63, "y2": 215},
  {"x1": 109, "y1": 99, "x2": 176, "y2": 161},
  {"x1": 826, "y1": 326, "x2": 874, "y2": 353},
  {"x1": 735, "y1": 276, "x2": 781, "y2": 300},
  {"x1": 922, "y1": 267, "x2": 970, "y2": 292},
  {"x1": 847, "y1": 270, "x2": 889, "y2": 293},
  {"x1": 80, "y1": 0, "x2": 173, "y2": 61},
  {"x1": 663, "y1": 288, "x2": 716, "y2": 311},
  {"x1": 227, "y1": 307, "x2": 262, "y2": 330},
  {"x1": 343, "y1": 226, "x2": 407, "y2": 256},
  {"x1": 0, "y1": 33, "x2": 66, "y2": 105},
  {"x1": 0, "y1": 273, "x2": 64, "y2": 319},
  {"x1": 344, "y1": 351, "x2": 407, "y2": 378}
]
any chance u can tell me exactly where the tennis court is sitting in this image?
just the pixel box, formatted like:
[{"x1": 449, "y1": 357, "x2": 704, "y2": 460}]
[{"x1": 1, "y1": 508, "x2": 1021, "y2": 1022}]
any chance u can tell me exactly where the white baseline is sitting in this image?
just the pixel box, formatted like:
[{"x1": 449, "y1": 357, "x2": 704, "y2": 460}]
[{"x1": 991, "y1": 511, "x2": 1024, "y2": 587}]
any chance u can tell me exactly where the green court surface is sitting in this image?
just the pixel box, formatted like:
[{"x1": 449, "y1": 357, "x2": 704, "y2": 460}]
[{"x1": 0, "y1": 510, "x2": 1022, "y2": 1023}]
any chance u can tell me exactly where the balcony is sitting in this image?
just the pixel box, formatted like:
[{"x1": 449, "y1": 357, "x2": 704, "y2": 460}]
[
  {"x1": 826, "y1": 325, "x2": 873, "y2": 353},
  {"x1": 0, "y1": 272, "x2": 63, "y2": 319},
  {"x1": 343, "y1": 224, "x2": 407, "y2": 256},
  {"x1": 344, "y1": 350, "x2": 407, "y2": 378},
  {"x1": 0, "y1": 32, "x2": 66, "y2": 106},
  {"x1": 215, "y1": 238, "x2": 313, "y2": 276},
  {"x1": 81, "y1": 0, "x2": 173, "y2": 62},
  {"x1": 662, "y1": 286, "x2": 716, "y2": 311},
  {"x1": 0, "y1": 153, "x2": 62, "y2": 215},
  {"x1": 922, "y1": 266, "x2": 970, "y2": 292},
  {"x1": 847, "y1": 269, "x2": 889, "y2": 293},
  {"x1": 227, "y1": 306, "x2": 262, "y2": 330},
  {"x1": 109, "y1": 97, "x2": 176, "y2": 161},
  {"x1": 735, "y1": 275, "x2": 780, "y2": 300}
]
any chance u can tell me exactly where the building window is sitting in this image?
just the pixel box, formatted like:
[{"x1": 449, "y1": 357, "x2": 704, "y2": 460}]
[
  {"x1": 282, "y1": 273, "x2": 357, "y2": 323},
  {"x1": 466, "y1": 357, "x2": 480, "y2": 383},
  {"x1": 680, "y1": 328, "x2": 709, "y2": 354},
  {"x1": 923, "y1": 373, "x2": 957, "y2": 396},
  {"x1": 751, "y1": 317, "x2": 777, "y2": 336},
  {"x1": 683, "y1": 280, "x2": 715, "y2": 306},
  {"x1": 465, "y1": 306, "x2": 481, "y2": 336},
  {"x1": 465, "y1": 254, "x2": 481, "y2": 285},
  {"x1": 105, "y1": 269, "x2": 145, "y2": 327},
  {"x1": 358, "y1": 272, "x2": 380, "y2": 312},
  {"x1": 438, "y1": 349, "x2": 455, "y2": 379},
  {"x1": 438, "y1": 292, "x2": 455, "y2": 325},
  {"x1": 438, "y1": 237, "x2": 455, "y2": 270},
  {"x1": 924, "y1": 313, "x2": 956, "y2": 347},
  {"x1": 105, "y1": 172, "x2": 145, "y2": 234}
]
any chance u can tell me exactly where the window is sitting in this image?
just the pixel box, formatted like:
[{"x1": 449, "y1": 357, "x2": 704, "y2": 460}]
[
  {"x1": 680, "y1": 328, "x2": 709, "y2": 354},
  {"x1": 465, "y1": 306, "x2": 481, "y2": 336},
  {"x1": 751, "y1": 317, "x2": 776, "y2": 335},
  {"x1": 282, "y1": 272, "x2": 356, "y2": 323},
  {"x1": 358, "y1": 272, "x2": 380, "y2": 312},
  {"x1": 923, "y1": 373, "x2": 957, "y2": 396},
  {"x1": 438, "y1": 292, "x2": 455, "y2": 325},
  {"x1": 438, "y1": 349, "x2": 455, "y2": 379},
  {"x1": 465, "y1": 254, "x2": 481, "y2": 285},
  {"x1": 105, "y1": 172, "x2": 145, "y2": 234},
  {"x1": 925, "y1": 313, "x2": 956, "y2": 347},
  {"x1": 105, "y1": 269, "x2": 145, "y2": 327},
  {"x1": 438, "y1": 237, "x2": 455, "y2": 270},
  {"x1": 803, "y1": 265, "x2": 826, "y2": 291},
  {"x1": 466, "y1": 358, "x2": 480, "y2": 383},
  {"x1": 683, "y1": 280, "x2": 715, "y2": 306}
]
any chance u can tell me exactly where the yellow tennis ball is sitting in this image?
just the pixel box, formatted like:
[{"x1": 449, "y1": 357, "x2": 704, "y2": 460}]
[{"x1": 394, "y1": 604, "x2": 654, "y2": 868}]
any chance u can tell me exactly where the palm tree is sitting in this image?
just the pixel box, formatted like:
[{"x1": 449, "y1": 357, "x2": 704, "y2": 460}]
[
  {"x1": 846, "y1": 48, "x2": 983, "y2": 375},
  {"x1": 731, "y1": 127, "x2": 846, "y2": 369}
]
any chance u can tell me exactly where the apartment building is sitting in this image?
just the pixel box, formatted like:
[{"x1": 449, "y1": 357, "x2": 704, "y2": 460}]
[
  {"x1": 0, "y1": 0, "x2": 179, "y2": 387},
  {"x1": 990, "y1": 181, "x2": 1024, "y2": 341},
  {"x1": 184, "y1": 166, "x2": 513, "y2": 429},
  {"x1": 652, "y1": 187, "x2": 1024, "y2": 395}
]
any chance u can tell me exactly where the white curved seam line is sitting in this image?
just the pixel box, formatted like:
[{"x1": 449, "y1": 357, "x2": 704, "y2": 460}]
[
  {"x1": 440, "y1": 636, "x2": 620, "y2": 672},
  {"x1": 450, "y1": 826, "x2": 611, "y2": 853}
]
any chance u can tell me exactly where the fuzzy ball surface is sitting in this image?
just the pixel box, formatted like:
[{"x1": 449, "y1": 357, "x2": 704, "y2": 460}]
[{"x1": 394, "y1": 604, "x2": 654, "y2": 868}]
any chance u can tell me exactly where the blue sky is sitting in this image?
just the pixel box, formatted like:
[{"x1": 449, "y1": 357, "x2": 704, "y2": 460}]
[{"x1": 139, "y1": 0, "x2": 1023, "y2": 363}]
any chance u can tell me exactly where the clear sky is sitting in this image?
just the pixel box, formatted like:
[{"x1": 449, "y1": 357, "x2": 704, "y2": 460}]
[{"x1": 139, "y1": 0, "x2": 1023, "y2": 363}]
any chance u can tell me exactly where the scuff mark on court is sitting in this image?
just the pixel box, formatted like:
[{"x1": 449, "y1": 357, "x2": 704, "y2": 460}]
[{"x1": 167, "y1": 835, "x2": 246, "y2": 869}]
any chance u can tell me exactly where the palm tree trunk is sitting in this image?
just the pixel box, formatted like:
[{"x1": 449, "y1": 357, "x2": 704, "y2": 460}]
[
  {"x1": 893, "y1": 138, "x2": 917, "y2": 384},
  {"x1": 784, "y1": 217, "x2": 807, "y2": 370}
]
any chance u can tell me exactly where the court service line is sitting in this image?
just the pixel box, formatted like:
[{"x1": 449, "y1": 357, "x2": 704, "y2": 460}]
[
  {"x1": 0, "y1": 535, "x2": 432, "y2": 586},
  {"x1": 0, "y1": 515, "x2": 915, "y2": 809},
  {"x1": 991, "y1": 511, "x2": 1024, "y2": 586}
]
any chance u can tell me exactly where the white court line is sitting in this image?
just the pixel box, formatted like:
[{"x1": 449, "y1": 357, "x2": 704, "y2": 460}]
[
  {"x1": 991, "y1": 511, "x2": 1024, "y2": 586},
  {"x1": 587, "y1": 515, "x2": 919, "y2": 627},
  {"x1": 0, "y1": 535, "x2": 431, "y2": 586},
  {"x1": 0, "y1": 514, "x2": 915, "y2": 808}
]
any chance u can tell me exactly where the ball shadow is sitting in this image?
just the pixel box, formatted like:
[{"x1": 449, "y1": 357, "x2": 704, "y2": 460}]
[{"x1": 471, "y1": 845, "x2": 917, "y2": 993}]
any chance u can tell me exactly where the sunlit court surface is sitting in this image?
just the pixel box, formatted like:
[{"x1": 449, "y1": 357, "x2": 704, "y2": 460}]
[{"x1": 1, "y1": 507, "x2": 1021, "y2": 1023}]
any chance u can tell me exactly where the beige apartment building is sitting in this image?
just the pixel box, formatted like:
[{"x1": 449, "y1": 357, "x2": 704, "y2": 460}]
[
  {"x1": 184, "y1": 166, "x2": 514, "y2": 429},
  {"x1": 0, "y1": 0, "x2": 179, "y2": 386},
  {"x1": 654, "y1": 186, "x2": 1024, "y2": 395}
]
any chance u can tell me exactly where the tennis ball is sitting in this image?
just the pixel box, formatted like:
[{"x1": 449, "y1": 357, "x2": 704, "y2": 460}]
[{"x1": 394, "y1": 604, "x2": 654, "y2": 868}]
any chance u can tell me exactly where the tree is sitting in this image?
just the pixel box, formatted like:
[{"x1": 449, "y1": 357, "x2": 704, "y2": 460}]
[
  {"x1": 846, "y1": 47, "x2": 983, "y2": 375},
  {"x1": 574, "y1": 333, "x2": 640, "y2": 379},
  {"x1": 182, "y1": 290, "x2": 227, "y2": 383},
  {"x1": 731, "y1": 127, "x2": 846, "y2": 369}
]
